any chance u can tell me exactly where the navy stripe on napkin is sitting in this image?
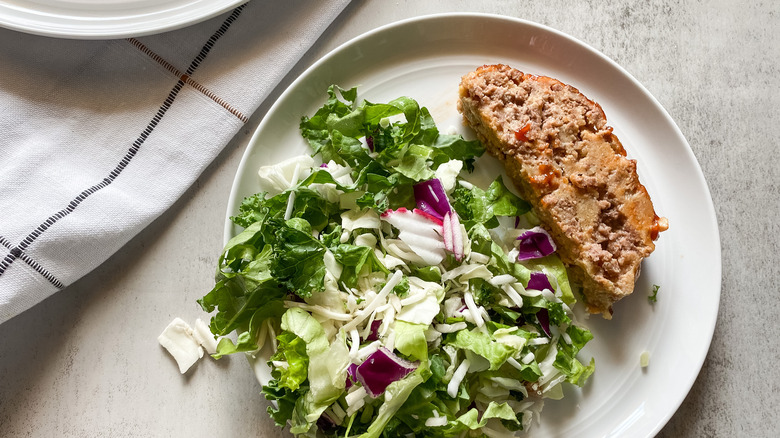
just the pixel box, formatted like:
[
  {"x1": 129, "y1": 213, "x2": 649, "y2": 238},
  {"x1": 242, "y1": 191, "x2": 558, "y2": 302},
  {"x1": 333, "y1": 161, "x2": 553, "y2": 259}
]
[{"x1": 0, "y1": 4, "x2": 248, "y2": 288}]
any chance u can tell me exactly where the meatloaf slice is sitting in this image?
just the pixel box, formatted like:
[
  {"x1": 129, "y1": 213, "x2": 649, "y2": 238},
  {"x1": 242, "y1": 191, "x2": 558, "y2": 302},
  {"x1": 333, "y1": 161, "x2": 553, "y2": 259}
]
[{"x1": 458, "y1": 64, "x2": 667, "y2": 318}]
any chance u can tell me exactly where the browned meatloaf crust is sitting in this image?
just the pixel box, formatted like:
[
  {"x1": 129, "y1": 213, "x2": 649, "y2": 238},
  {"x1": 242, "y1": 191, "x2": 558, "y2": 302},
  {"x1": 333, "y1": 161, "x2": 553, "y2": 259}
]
[{"x1": 458, "y1": 64, "x2": 668, "y2": 318}]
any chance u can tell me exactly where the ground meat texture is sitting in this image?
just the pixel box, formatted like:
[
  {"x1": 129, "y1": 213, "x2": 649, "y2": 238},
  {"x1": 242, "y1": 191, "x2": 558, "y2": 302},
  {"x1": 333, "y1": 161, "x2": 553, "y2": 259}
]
[{"x1": 458, "y1": 64, "x2": 668, "y2": 318}]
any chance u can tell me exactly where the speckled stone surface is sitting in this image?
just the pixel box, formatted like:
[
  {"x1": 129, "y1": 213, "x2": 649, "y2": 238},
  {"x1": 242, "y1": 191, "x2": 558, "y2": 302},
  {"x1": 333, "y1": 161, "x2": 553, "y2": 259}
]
[{"x1": 1, "y1": 1, "x2": 778, "y2": 437}]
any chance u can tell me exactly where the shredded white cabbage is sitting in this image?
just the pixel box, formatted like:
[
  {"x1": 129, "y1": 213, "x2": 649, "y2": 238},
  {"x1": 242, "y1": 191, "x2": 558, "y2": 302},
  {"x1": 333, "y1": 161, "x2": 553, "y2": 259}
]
[
  {"x1": 349, "y1": 329, "x2": 360, "y2": 358},
  {"x1": 323, "y1": 249, "x2": 343, "y2": 280},
  {"x1": 434, "y1": 159, "x2": 463, "y2": 193},
  {"x1": 527, "y1": 337, "x2": 550, "y2": 346},
  {"x1": 271, "y1": 360, "x2": 289, "y2": 369},
  {"x1": 425, "y1": 413, "x2": 448, "y2": 427},
  {"x1": 353, "y1": 233, "x2": 377, "y2": 249},
  {"x1": 489, "y1": 274, "x2": 517, "y2": 286},
  {"x1": 501, "y1": 283, "x2": 524, "y2": 308},
  {"x1": 354, "y1": 341, "x2": 381, "y2": 362},
  {"x1": 341, "y1": 209, "x2": 381, "y2": 232},
  {"x1": 434, "y1": 322, "x2": 467, "y2": 333},
  {"x1": 442, "y1": 264, "x2": 492, "y2": 283},
  {"x1": 345, "y1": 386, "x2": 367, "y2": 415},
  {"x1": 329, "y1": 403, "x2": 347, "y2": 423},
  {"x1": 468, "y1": 251, "x2": 491, "y2": 264},
  {"x1": 341, "y1": 270, "x2": 403, "y2": 332},
  {"x1": 283, "y1": 190, "x2": 296, "y2": 221},
  {"x1": 256, "y1": 154, "x2": 314, "y2": 194},
  {"x1": 284, "y1": 301, "x2": 353, "y2": 321},
  {"x1": 463, "y1": 291, "x2": 484, "y2": 328},
  {"x1": 447, "y1": 358, "x2": 471, "y2": 397}
]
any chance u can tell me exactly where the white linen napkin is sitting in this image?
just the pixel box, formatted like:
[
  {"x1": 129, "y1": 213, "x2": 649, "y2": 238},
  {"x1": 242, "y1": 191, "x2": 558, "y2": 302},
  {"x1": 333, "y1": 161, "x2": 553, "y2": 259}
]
[{"x1": 0, "y1": 0, "x2": 351, "y2": 324}]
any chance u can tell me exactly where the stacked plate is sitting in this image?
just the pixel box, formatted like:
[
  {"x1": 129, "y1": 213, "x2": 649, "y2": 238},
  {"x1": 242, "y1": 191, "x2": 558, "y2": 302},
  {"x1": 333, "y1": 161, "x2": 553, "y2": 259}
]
[{"x1": 0, "y1": 0, "x2": 244, "y2": 39}]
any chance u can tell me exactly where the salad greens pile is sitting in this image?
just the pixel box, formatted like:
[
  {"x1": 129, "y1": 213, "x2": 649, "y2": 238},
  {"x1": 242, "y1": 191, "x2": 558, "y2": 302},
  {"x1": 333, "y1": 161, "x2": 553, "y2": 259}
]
[{"x1": 199, "y1": 86, "x2": 595, "y2": 437}]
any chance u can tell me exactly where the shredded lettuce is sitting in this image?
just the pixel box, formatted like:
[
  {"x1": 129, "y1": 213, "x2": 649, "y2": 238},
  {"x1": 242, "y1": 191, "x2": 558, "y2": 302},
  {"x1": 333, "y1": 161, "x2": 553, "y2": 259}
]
[
  {"x1": 448, "y1": 329, "x2": 516, "y2": 371},
  {"x1": 282, "y1": 308, "x2": 350, "y2": 433},
  {"x1": 451, "y1": 176, "x2": 531, "y2": 229},
  {"x1": 393, "y1": 321, "x2": 428, "y2": 362}
]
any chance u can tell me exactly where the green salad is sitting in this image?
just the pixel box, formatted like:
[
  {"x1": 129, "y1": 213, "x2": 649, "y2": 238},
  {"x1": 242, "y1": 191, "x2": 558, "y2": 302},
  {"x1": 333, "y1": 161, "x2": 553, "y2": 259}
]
[{"x1": 198, "y1": 86, "x2": 595, "y2": 437}]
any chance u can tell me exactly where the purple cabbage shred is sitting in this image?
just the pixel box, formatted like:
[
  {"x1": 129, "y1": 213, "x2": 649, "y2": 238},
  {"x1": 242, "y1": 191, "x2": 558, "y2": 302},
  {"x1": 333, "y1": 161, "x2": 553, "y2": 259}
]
[
  {"x1": 527, "y1": 272, "x2": 553, "y2": 291},
  {"x1": 536, "y1": 308, "x2": 552, "y2": 337},
  {"x1": 365, "y1": 320, "x2": 382, "y2": 342},
  {"x1": 413, "y1": 179, "x2": 451, "y2": 219},
  {"x1": 355, "y1": 347, "x2": 417, "y2": 397},
  {"x1": 516, "y1": 227, "x2": 557, "y2": 260}
]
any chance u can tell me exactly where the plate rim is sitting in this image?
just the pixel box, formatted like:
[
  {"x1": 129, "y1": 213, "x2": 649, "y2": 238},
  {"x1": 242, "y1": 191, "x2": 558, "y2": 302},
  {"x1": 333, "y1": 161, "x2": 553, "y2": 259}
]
[
  {"x1": 0, "y1": 0, "x2": 245, "y2": 39},
  {"x1": 225, "y1": 12, "x2": 722, "y2": 437}
]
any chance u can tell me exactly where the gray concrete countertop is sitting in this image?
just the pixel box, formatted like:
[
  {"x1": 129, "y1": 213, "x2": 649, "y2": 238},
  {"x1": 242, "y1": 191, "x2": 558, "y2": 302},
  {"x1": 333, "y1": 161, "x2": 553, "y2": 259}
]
[{"x1": 1, "y1": 1, "x2": 778, "y2": 437}]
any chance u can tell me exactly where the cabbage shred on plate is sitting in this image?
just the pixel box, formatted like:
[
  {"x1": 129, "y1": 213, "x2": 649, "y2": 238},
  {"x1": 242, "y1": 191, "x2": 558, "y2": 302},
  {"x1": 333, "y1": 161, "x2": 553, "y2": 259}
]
[{"x1": 198, "y1": 86, "x2": 595, "y2": 437}]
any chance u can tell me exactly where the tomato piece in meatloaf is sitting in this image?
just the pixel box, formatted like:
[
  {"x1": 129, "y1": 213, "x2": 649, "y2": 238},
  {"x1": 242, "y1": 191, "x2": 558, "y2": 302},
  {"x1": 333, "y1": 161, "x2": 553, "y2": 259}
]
[{"x1": 458, "y1": 64, "x2": 668, "y2": 318}]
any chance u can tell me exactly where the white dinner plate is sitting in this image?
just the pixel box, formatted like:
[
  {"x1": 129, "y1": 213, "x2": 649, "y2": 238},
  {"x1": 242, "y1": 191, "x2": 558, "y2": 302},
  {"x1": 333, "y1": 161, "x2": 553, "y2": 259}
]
[
  {"x1": 0, "y1": 0, "x2": 244, "y2": 39},
  {"x1": 225, "y1": 13, "x2": 721, "y2": 438}
]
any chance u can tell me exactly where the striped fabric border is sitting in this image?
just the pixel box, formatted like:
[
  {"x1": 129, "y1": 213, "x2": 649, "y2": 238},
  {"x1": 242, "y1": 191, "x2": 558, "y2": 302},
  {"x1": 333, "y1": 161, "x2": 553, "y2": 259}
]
[
  {"x1": 126, "y1": 38, "x2": 248, "y2": 123},
  {"x1": 0, "y1": 4, "x2": 247, "y2": 288}
]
